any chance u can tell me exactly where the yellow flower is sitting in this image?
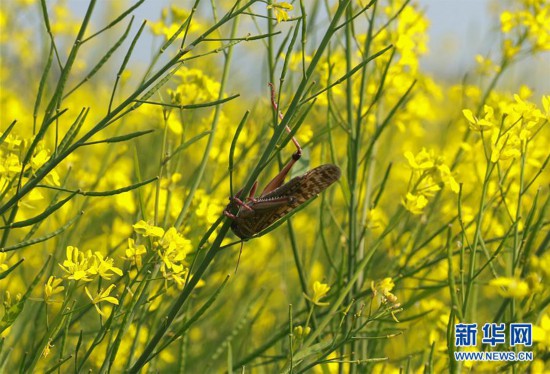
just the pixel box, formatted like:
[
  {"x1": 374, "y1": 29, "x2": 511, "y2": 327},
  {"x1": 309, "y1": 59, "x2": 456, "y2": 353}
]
[
  {"x1": 437, "y1": 164, "x2": 460, "y2": 194},
  {"x1": 404, "y1": 148, "x2": 458, "y2": 195},
  {"x1": 166, "y1": 116, "x2": 183, "y2": 135},
  {"x1": 124, "y1": 238, "x2": 147, "y2": 268},
  {"x1": 159, "y1": 228, "x2": 192, "y2": 255},
  {"x1": 31, "y1": 148, "x2": 49, "y2": 170},
  {"x1": 489, "y1": 277, "x2": 529, "y2": 299},
  {"x1": 512, "y1": 94, "x2": 544, "y2": 127},
  {"x1": 133, "y1": 220, "x2": 165, "y2": 238},
  {"x1": 305, "y1": 281, "x2": 330, "y2": 306},
  {"x1": 149, "y1": 5, "x2": 203, "y2": 39},
  {"x1": 499, "y1": 4, "x2": 550, "y2": 51},
  {"x1": 88, "y1": 252, "x2": 123, "y2": 280},
  {"x1": 85, "y1": 284, "x2": 119, "y2": 317},
  {"x1": 267, "y1": 2, "x2": 293, "y2": 23},
  {"x1": 490, "y1": 131, "x2": 521, "y2": 163},
  {"x1": 59, "y1": 246, "x2": 93, "y2": 282},
  {"x1": 44, "y1": 276, "x2": 64, "y2": 304},
  {"x1": 503, "y1": 39, "x2": 521, "y2": 59},
  {"x1": 533, "y1": 313, "x2": 550, "y2": 350},
  {"x1": 402, "y1": 192, "x2": 428, "y2": 215},
  {"x1": 157, "y1": 228, "x2": 192, "y2": 287},
  {"x1": 41, "y1": 339, "x2": 53, "y2": 358},
  {"x1": 374, "y1": 277, "x2": 394, "y2": 293},
  {"x1": 169, "y1": 67, "x2": 220, "y2": 106},
  {"x1": 371, "y1": 278, "x2": 399, "y2": 306},
  {"x1": 299, "y1": 124, "x2": 313, "y2": 143},
  {"x1": 462, "y1": 106, "x2": 495, "y2": 131},
  {"x1": 1, "y1": 153, "x2": 23, "y2": 177},
  {"x1": 382, "y1": 5, "x2": 429, "y2": 71},
  {"x1": 194, "y1": 189, "x2": 224, "y2": 225},
  {"x1": 475, "y1": 55, "x2": 501, "y2": 75},
  {"x1": 1, "y1": 133, "x2": 22, "y2": 150},
  {"x1": 366, "y1": 208, "x2": 385, "y2": 230},
  {"x1": 530, "y1": 360, "x2": 550, "y2": 374},
  {"x1": 404, "y1": 148, "x2": 435, "y2": 170},
  {"x1": 500, "y1": 11, "x2": 516, "y2": 33}
]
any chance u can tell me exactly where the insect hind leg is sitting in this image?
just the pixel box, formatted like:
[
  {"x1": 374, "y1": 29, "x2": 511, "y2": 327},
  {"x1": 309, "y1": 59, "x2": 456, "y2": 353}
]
[
  {"x1": 246, "y1": 181, "x2": 259, "y2": 203},
  {"x1": 268, "y1": 82, "x2": 303, "y2": 158},
  {"x1": 261, "y1": 83, "x2": 303, "y2": 196}
]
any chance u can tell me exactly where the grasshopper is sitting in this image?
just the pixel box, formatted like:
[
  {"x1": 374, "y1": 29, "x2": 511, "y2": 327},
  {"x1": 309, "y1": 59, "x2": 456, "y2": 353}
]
[{"x1": 224, "y1": 84, "x2": 341, "y2": 239}]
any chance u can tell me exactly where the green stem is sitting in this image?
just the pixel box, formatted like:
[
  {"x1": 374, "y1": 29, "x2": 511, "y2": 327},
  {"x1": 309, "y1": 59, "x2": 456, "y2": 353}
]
[{"x1": 462, "y1": 162, "x2": 494, "y2": 319}]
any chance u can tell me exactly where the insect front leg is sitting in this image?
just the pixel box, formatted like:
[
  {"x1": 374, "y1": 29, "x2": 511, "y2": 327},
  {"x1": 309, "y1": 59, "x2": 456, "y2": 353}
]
[
  {"x1": 261, "y1": 83, "x2": 304, "y2": 196},
  {"x1": 223, "y1": 187, "x2": 255, "y2": 220},
  {"x1": 223, "y1": 210, "x2": 238, "y2": 219}
]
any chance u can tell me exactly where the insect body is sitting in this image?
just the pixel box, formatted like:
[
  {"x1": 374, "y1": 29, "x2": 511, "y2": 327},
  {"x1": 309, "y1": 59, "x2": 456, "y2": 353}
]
[
  {"x1": 224, "y1": 83, "x2": 340, "y2": 239},
  {"x1": 224, "y1": 164, "x2": 341, "y2": 239}
]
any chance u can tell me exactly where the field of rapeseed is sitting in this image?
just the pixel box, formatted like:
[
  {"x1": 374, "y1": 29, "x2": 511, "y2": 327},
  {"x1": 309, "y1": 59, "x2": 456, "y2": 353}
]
[{"x1": 1, "y1": 0, "x2": 549, "y2": 372}]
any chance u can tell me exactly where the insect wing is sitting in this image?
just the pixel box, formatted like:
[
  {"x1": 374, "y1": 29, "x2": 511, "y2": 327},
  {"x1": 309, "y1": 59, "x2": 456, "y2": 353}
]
[
  {"x1": 272, "y1": 163, "x2": 341, "y2": 206},
  {"x1": 231, "y1": 164, "x2": 340, "y2": 238}
]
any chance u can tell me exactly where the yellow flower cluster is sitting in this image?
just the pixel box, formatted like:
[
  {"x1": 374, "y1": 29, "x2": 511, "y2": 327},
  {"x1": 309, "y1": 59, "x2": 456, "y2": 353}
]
[
  {"x1": 149, "y1": 5, "x2": 204, "y2": 40},
  {"x1": 402, "y1": 148, "x2": 459, "y2": 215},
  {"x1": 500, "y1": 0, "x2": 550, "y2": 52},
  {"x1": 55, "y1": 246, "x2": 123, "y2": 316},
  {"x1": 383, "y1": 4, "x2": 430, "y2": 72},
  {"x1": 463, "y1": 95, "x2": 549, "y2": 163},
  {"x1": 0, "y1": 135, "x2": 60, "y2": 213},
  {"x1": 132, "y1": 220, "x2": 192, "y2": 287},
  {"x1": 58, "y1": 246, "x2": 123, "y2": 282}
]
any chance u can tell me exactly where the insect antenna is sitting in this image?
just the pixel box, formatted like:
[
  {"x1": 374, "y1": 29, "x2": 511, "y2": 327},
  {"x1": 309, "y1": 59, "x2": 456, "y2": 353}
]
[{"x1": 234, "y1": 240, "x2": 244, "y2": 274}]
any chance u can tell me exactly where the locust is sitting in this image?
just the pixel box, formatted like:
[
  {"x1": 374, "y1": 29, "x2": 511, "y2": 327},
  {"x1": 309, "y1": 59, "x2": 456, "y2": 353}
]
[{"x1": 223, "y1": 83, "x2": 341, "y2": 240}]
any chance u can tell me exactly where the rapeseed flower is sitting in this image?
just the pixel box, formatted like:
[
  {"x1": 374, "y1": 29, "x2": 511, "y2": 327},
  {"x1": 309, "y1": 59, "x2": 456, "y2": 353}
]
[
  {"x1": 133, "y1": 220, "x2": 165, "y2": 238},
  {"x1": 59, "y1": 246, "x2": 93, "y2": 282},
  {"x1": 267, "y1": 2, "x2": 293, "y2": 23},
  {"x1": 85, "y1": 284, "x2": 119, "y2": 317},
  {"x1": 44, "y1": 276, "x2": 64, "y2": 304},
  {"x1": 124, "y1": 238, "x2": 147, "y2": 268},
  {"x1": 305, "y1": 281, "x2": 330, "y2": 306},
  {"x1": 489, "y1": 277, "x2": 530, "y2": 299}
]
